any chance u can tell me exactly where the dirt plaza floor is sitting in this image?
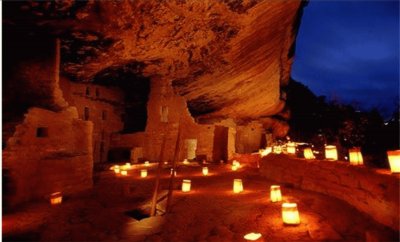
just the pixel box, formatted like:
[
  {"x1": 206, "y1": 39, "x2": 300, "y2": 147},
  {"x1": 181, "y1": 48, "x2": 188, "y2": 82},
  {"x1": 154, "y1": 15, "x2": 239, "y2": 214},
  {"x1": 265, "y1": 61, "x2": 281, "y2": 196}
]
[{"x1": 3, "y1": 163, "x2": 397, "y2": 242}]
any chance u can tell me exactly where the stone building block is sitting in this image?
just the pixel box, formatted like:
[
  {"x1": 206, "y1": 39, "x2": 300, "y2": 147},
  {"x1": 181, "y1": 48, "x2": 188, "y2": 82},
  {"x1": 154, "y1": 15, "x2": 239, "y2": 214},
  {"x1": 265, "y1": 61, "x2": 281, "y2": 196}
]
[{"x1": 3, "y1": 107, "x2": 93, "y2": 207}]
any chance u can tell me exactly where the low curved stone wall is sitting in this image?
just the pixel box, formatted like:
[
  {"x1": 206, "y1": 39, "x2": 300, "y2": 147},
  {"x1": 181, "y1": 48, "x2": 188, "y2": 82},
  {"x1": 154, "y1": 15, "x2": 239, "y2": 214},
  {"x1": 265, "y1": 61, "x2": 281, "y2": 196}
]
[{"x1": 260, "y1": 154, "x2": 399, "y2": 231}]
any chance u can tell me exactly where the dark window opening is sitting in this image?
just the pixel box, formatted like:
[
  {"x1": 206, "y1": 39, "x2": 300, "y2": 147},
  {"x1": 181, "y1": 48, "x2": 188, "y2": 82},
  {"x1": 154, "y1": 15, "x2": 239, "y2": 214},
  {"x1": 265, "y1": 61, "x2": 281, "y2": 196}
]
[
  {"x1": 85, "y1": 87, "x2": 90, "y2": 96},
  {"x1": 84, "y1": 107, "x2": 89, "y2": 120},
  {"x1": 102, "y1": 110, "x2": 107, "y2": 120},
  {"x1": 95, "y1": 88, "x2": 100, "y2": 98},
  {"x1": 36, "y1": 127, "x2": 48, "y2": 137},
  {"x1": 108, "y1": 148, "x2": 131, "y2": 162}
]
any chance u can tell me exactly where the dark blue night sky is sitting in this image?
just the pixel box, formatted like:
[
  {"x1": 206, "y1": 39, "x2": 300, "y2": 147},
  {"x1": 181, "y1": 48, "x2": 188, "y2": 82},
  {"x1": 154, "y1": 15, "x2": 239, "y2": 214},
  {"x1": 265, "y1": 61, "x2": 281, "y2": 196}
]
[{"x1": 292, "y1": 0, "x2": 399, "y2": 117}]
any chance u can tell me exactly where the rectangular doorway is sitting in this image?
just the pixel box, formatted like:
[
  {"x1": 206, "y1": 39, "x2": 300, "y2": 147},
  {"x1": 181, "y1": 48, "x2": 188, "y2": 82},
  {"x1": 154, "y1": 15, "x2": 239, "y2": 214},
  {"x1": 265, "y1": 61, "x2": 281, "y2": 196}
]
[
  {"x1": 213, "y1": 126, "x2": 228, "y2": 162},
  {"x1": 185, "y1": 139, "x2": 197, "y2": 160}
]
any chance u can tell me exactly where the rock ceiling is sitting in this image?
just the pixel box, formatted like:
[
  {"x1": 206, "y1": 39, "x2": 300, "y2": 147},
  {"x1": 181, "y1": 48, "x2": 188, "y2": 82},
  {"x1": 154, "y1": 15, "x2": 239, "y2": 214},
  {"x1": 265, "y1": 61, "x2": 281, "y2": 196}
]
[{"x1": 4, "y1": 0, "x2": 305, "y2": 121}]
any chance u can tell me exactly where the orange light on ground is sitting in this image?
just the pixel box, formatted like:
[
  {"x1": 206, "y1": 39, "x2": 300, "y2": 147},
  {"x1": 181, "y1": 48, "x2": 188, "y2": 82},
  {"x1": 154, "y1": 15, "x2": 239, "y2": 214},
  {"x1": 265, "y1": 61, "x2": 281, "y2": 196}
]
[
  {"x1": 325, "y1": 145, "x2": 338, "y2": 161},
  {"x1": 233, "y1": 179, "x2": 243, "y2": 193},
  {"x1": 287, "y1": 142, "x2": 296, "y2": 155},
  {"x1": 202, "y1": 167, "x2": 209, "y2": 176},
  {"x1": 273, "y1": 146, "x2": 282, "y2": 154},
  {"x1": 303, "y1": 148, "x2": 315, "y2": 159},
  {"x1": 140, "y1": 169, "x2": 148, "y2": 178},
  {"x1": 244, "y1": 232, "x2": 262, "y2": 241},
  {"x1": 387, "y1": 150, "x2": 400, "y2": 173},
  {"x1": 121, "y1": 170, "x2": 128, "y2": 176},
  {"x1": 270, "y1": 185, "x2": 282, "y2": 202},
  {"x1": 50, "y1": 192, "x2": 62, "y2": 205},
  {"x1": 282, "y1": 203, "x2": 300, "y2": 225},
  {"x1": 182, "y1": 179, "x2": 191, "y2": 192},
  {"x1": 349, "y1": 148, "x2": 363, "y2": 165}
]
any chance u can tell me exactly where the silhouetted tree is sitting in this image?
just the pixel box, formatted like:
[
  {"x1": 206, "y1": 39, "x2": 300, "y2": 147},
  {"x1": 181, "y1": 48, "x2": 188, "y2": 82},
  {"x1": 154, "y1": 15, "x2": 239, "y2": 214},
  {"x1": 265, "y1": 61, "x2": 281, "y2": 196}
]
[{"x1": 286, "y1": 78, "x2": 399, "y2": 167}]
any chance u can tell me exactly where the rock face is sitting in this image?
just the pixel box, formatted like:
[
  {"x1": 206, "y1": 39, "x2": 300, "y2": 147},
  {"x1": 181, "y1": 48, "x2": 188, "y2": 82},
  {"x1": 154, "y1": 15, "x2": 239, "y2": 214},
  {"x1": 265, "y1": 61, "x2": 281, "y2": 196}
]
[{"x1": 4, "y1": 0, "x2": 304, "y2": 122}]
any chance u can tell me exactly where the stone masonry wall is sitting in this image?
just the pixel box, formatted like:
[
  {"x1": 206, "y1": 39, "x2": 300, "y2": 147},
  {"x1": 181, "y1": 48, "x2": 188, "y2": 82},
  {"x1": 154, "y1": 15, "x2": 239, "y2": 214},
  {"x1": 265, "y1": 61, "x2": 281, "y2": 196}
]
[
  {"x1": 236, "y1": 121, "x2": 265, "y2": 154},
  {"x1": 260, "y1": 154, "x2": 400, "y2": 230},
  {"x1": 3, "y1": 107, "x2": 93, "y2": 207},
  {"x1": 60, "y1": 78, "x2": 124, "y2": 162},
  {"x1": 144, "y1": 79, "x2": 215, "y2": 162},
  {"x1": 110, "y1": 132, "x2": 146, "y2": 149}
]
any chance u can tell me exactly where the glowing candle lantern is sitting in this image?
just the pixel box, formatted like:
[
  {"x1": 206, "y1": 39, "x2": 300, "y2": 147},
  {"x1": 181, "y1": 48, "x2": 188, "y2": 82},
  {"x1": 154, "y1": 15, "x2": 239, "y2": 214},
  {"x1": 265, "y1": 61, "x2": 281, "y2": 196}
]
[
  {"x1": 232, "y1": 165, "x2": 238, "y2": 171},
  {"x1": 244, "y1": 233, "x2": 262, "y2": 241},
  {"x1": 183, "y1": 159, "x2": 189, "y2": 164},
  {"x1": 50, "y1": 192, "x2": 62, "y2": 205},
  {"x1": 114, "y1": 167, "x2": 120, "y2": 174},
  {"x1": 349, "y1": 148, "x2": 363, "y2": 165},
  {"x1": 325, "y1": 145, "x2": 338, "y2": 161},
  {"x1": 287, "y1": 142, "x2": 296, "y2": 155},
  {"x1": 125, "y1": 162, "x2": 131, "y2": 168},
  {"x1": 303, "y1": 148, "x2": 315, "y2": 159},
  {"x1": 387, "y1": 150, "x2": 400, "y2": 173},
  {"x1": 140, "y1": 169, "x2": 148, "y2": 178},
  {"x1": 232, "y1": 160, "x2": 239, "y2": 167},
  {"x1": 182, "y1": 179, "x2": 191, "y2": 192},
  {"x1": 144, "y1": 161, "x2": 150, "y2": 166},
  {"x1": 259, "y1": 147, "x2": 272, "y2": 157},
  {"x1": 121, "y1": 170, "x2": 128, "y2": 176},
  {"x1": 270, "y1": 185, "x2": 282, "y2": 202},
  {"x1": 233, "y1": 179, "x2": 243, "y2": 193},
  {"x1": 273, "y1": 146, "x2": 282, "y2": 154},
  {"x1": 282, "y1": 203, "x2": 300, "y2": 225},
  {"x1": 202, "y1": 167, "x2": 209, "y2": 176},
  {"x1": 170, "y1": 168, "x2": 177, "y2": 176}
]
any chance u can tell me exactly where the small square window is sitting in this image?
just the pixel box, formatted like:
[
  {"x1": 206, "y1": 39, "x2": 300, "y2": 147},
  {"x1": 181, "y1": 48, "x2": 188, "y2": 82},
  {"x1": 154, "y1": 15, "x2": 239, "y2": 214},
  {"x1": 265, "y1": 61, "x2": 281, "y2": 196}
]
[
  {"x1": 102, "y1": 110, "x2": 107, "y2": 120},
  {"x1": 85, "y1": 87, "x2": 90, "y2": 96},
  {"x1": 96, "y1": 88, "x2": 100, "y2": 98},
  {"x1": 36, "y1": 127, "x2": 48, "y2": 138}
]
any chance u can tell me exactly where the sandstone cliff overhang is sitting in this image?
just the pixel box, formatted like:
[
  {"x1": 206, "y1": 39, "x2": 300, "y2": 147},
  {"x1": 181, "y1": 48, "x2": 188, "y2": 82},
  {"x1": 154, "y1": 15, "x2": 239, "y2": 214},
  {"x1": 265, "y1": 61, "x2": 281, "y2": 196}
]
[{"x1": 4, "y1": 0, "x2": 306, "y2": 122}]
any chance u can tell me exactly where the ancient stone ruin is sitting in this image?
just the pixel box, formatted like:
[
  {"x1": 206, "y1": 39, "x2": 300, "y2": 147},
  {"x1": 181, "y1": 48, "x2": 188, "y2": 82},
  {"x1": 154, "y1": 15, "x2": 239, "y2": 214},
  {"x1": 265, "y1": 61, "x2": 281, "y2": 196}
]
[{"x1": 2, "y1": 1, "x2": 399, "y2": 241}]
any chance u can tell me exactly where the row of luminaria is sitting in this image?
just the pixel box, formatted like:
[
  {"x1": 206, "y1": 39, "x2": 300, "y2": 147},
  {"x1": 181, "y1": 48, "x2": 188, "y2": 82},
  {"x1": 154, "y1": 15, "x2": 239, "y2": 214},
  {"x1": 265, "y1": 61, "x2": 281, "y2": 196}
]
[{"x1": 260, "y1": 144, "x2": 400, "y2": 173}]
